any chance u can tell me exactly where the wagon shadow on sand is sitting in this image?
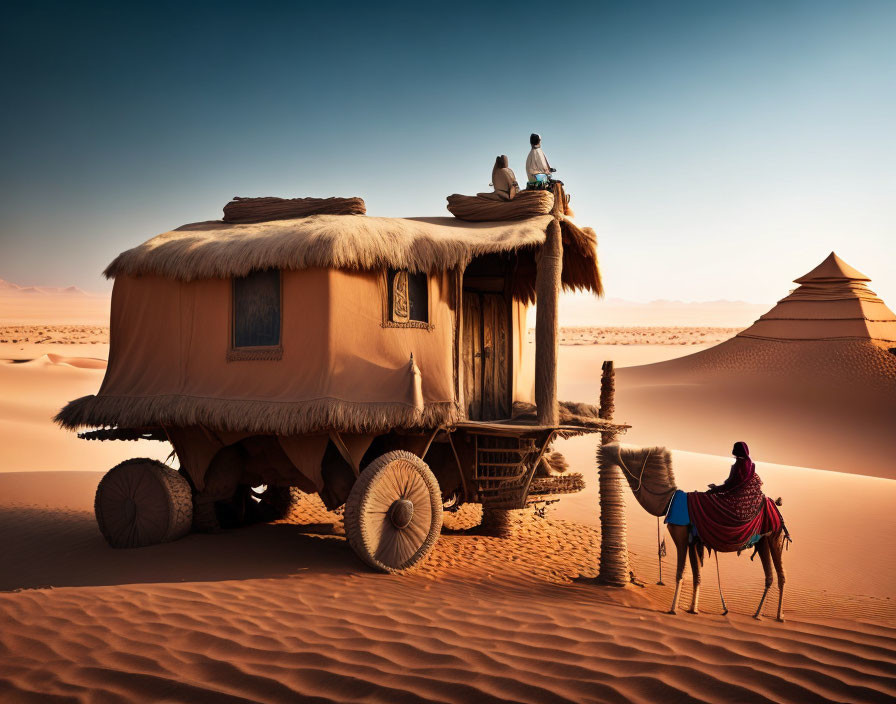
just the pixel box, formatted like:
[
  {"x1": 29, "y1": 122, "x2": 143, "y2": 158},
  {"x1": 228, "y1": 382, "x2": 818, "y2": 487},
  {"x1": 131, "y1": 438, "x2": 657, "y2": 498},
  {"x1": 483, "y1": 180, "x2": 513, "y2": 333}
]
[{"x1": 0, "y1": 504, "x2": 358, "y2": 591}]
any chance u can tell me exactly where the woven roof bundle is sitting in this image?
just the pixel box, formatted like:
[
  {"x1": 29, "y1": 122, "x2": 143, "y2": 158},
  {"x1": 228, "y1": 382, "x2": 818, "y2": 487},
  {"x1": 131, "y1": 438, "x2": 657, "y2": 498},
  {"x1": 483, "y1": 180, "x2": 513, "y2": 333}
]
[
  {"x1": 222, "y1": 196, "x2": 366, "y2": 223},
  {"x1": 446, "y1": 190, "x2": 554, "y2": 221}
]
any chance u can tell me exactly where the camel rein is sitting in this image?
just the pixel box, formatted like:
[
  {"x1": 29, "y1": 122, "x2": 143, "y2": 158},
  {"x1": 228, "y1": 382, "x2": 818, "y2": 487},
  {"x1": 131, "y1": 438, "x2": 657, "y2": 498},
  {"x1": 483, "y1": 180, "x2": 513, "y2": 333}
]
[{"x1": 616, "y1": 450, "x2": 651, "y2": 492}]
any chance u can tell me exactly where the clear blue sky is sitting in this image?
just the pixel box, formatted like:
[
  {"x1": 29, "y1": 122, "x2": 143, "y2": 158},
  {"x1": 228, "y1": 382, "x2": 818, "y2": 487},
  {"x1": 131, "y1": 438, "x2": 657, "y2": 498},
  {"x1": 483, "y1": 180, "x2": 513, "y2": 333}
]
[{"x1": 1, "y1": 0, "x2": 893, "y2": 305}]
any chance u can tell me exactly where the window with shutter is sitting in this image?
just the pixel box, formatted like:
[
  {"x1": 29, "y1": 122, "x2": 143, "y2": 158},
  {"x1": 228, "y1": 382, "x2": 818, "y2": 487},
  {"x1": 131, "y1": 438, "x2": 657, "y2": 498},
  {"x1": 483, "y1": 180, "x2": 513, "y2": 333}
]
[
  {"x1": 229, "y1": 269, "x2": 282, "y2": 360},
  {"x1": 385, "y1": 269, "x2": 430, "y2": 328}
]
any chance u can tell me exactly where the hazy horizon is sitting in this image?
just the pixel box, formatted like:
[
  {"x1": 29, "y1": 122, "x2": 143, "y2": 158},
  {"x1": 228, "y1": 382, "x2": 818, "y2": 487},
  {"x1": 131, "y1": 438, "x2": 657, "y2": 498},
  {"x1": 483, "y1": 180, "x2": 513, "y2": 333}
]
[{"x1": 2, "y1": 1, "x2": 893, "y2": 304}]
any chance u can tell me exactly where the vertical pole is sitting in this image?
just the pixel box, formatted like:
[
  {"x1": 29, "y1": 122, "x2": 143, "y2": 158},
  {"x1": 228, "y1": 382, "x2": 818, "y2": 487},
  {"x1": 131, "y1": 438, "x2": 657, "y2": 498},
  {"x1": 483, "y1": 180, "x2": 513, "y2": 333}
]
[
  {"x1": 535, "y1": 183, "x2": 564, "y2": 427},
  {"x1": 597, "y1": 360, "x2": 630, "y2": 586}
]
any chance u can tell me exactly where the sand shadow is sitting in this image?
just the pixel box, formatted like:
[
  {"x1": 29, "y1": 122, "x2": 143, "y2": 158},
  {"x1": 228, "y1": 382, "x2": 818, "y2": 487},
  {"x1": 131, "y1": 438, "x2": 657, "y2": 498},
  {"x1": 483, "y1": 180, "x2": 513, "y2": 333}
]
[{"x1": 0, "y1": 505, "x2": 359, "y2": 591}]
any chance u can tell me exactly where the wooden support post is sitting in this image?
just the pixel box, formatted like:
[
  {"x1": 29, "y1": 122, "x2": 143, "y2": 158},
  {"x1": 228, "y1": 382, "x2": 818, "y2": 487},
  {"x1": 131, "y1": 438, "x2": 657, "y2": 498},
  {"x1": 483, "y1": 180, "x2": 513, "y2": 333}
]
[
  {"x1": 535, "y1": 183, "x2": 564, "y2": 427},
  {"x1": 597, "y1": 360, "x2": 630, "y2": 586}
]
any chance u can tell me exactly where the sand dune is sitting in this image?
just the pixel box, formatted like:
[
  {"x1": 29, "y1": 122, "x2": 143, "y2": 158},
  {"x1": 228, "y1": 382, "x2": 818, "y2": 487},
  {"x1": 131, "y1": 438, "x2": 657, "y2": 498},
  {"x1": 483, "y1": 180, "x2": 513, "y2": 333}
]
[
  {"x1": 607, "y1": 339, "x2": 896, "y2": 479},
  {"x1": 0, "y1": 354, "x2": 168, "y2": 473},
  {"x1": 0, "y1": 472, "x2": 893, "y2": 703},
  {"x1": 547, "y1": 340, "x2": 896, "y2": 480},
  {"x1": 0, "y1": 329, "x2": 893, "y2": 702},
  {"x1": 2, "y1": 571, "x2": 893, "y2": 703}
]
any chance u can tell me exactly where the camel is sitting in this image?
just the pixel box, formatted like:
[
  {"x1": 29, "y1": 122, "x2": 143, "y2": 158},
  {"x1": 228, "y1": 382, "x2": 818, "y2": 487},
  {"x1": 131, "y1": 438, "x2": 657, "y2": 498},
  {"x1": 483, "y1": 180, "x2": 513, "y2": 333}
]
[{"x1": 599, "y1": 444, "x2": 786, "y2": 621}]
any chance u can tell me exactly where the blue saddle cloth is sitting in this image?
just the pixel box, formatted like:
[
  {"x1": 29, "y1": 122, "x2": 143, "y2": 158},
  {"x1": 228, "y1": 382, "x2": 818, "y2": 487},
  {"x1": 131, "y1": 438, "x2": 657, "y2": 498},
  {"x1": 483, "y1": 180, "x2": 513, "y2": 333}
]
[{"x1": 664, "y1": 489, "x2": 690, "y2": 526}]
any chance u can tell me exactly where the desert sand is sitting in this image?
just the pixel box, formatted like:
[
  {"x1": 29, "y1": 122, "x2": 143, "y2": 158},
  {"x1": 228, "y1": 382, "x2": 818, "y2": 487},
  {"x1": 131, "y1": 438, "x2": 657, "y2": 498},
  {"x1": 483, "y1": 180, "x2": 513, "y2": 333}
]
[{"x1": 0, "y1": 328, "x2": 894, "y2": 702}]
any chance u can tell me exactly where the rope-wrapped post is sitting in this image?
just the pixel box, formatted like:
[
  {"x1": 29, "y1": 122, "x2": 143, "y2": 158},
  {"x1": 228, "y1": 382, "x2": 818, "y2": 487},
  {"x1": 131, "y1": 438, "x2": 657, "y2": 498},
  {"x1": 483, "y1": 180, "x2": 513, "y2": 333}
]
[
  {"x1": 534, "y1": 183, "x2": 565, "y2": 427},
  {"x1": 597, "y1": 360, "x2": 630, "y2": 586}
]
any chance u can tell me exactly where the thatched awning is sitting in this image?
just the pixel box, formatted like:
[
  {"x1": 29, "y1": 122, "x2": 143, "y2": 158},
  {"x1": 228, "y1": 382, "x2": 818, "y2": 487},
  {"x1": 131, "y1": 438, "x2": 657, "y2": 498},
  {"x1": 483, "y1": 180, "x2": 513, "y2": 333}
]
[
  {"x1": 55, "y1": 394, "x2": 459, "y2": 435},
  {"x1": 104, "y1": 214, "x2": 602, "y2": 295}
]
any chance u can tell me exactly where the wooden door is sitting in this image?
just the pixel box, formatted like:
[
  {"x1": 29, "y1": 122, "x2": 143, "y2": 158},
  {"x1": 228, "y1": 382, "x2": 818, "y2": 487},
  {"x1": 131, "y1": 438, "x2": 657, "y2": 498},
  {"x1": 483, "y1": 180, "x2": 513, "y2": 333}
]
[{"x1": 463, "y1": 291, "x2": 510, "y2": 420}]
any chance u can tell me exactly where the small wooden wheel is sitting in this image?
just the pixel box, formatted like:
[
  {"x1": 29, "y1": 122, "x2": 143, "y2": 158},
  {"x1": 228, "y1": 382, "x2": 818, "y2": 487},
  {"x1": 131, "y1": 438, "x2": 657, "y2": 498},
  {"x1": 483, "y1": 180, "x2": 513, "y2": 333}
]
[
  {"x1": 94, "y1": 458, "x2": 193, "y2": 548},
  {"x1": 344, "y1": 450, "x2": 443, "y2": 573}
]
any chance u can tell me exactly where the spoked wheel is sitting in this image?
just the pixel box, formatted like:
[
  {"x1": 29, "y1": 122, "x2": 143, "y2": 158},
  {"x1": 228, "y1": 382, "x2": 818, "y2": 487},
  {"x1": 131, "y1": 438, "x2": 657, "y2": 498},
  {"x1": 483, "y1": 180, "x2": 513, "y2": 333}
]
[
  {"x1": 94, "y1": 458, "x2": 193, "y2": 548},
  {"x1": 344, "y1": 450, "x2": 443, "y2": 573}
]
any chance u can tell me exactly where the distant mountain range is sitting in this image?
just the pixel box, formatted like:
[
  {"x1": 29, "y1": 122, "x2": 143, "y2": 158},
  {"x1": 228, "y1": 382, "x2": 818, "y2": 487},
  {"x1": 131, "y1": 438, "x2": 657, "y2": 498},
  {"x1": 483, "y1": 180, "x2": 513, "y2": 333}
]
[
  {"x1": 0, "y1": 278, "x2": 771, "y2": 328},
  {"x1": 0, "y1": 280, "x2": 110, "y2": 324},
  {"x1": 0, "y1": 279, "x2": 97, "y2": 297},
  {"x1": 557, "y1": 294, "x2": 771, "y2": 327}
]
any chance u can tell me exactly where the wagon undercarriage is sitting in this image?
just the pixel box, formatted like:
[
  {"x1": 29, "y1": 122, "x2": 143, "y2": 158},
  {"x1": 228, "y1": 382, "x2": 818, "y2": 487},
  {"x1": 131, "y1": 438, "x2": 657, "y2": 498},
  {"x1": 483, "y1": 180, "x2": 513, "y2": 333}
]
[{"x1": 81, "y1": 414, "x2": 623, "y2": 572}]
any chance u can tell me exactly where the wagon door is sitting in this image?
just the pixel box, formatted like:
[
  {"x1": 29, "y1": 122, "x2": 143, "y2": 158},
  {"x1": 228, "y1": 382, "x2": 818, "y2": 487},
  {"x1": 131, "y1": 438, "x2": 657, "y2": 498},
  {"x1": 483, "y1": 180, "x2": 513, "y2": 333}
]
[{"x1": 462, "y1": 256, "x2": 512, "y2": 421}]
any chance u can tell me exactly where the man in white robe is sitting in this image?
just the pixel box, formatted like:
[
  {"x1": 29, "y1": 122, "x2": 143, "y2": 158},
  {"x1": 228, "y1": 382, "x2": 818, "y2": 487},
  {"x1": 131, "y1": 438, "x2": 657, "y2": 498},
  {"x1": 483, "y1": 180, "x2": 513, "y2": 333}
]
[{"x1": 525, "y1": 133, "x2": 554, "y2": 186}]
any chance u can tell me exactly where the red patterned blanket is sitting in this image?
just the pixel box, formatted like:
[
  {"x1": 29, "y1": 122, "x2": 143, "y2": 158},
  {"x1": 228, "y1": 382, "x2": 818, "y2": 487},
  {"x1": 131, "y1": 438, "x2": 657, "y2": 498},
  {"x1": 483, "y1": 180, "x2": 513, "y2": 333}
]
[{"x1": 686, "y1": 474, "x2": 783, "y2": 552}]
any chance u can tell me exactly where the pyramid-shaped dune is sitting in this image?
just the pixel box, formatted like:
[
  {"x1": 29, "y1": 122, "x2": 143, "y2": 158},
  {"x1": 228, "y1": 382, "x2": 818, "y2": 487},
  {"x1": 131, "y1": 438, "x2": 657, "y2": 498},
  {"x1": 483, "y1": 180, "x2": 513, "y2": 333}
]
[
  {"x1": 626, "y1": 253, "x2": 896, "y2": 387},
  {"x1": 736, "y1": 252, "x2": 896, "y2": 346}
]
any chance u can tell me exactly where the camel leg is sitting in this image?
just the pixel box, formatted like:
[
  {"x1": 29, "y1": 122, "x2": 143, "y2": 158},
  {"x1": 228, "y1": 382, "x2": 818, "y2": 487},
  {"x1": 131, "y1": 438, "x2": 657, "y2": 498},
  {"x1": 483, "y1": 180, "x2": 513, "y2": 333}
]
[
  {"x1": 753, "y1": 537, "x2": 773, "y2": 620},
  {"x1": 770, "y1": 531, "x2": 786, "y2": 622},
  {"x1": 667, "y1": 524, "x2": 689, "y2": 615},
  {"x1": 686, "y1": 542, "x2": 701, "y2": 614}
]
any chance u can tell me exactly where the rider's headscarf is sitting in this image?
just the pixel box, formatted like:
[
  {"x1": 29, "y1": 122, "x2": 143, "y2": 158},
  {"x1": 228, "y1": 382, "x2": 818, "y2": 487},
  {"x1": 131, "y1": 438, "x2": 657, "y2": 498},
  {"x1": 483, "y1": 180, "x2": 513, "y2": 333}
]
[{"x1": 725, "y1": 441, "x2": 755, "y2": 489}]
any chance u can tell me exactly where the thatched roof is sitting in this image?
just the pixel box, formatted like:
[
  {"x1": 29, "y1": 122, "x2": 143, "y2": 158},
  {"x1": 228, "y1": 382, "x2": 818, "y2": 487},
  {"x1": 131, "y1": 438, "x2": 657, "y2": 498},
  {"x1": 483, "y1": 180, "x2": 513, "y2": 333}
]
[{"x1": 103, "y1": 214, "x2": 602, "y2": 295}]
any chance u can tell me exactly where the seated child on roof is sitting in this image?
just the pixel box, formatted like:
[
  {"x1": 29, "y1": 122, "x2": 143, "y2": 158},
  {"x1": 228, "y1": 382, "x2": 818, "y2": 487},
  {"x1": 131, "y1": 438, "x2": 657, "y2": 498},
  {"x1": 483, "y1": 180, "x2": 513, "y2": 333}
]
[{"x1": 490, "y1": 155, "x2": 519, "y2": 201}]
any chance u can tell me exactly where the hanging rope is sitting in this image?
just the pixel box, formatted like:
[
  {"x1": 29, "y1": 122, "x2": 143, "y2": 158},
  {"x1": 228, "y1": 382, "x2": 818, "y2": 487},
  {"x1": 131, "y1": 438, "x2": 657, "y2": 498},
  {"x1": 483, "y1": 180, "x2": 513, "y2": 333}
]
[{"x1": 616, "y1": 449, "x2": 651, "y2": 492}]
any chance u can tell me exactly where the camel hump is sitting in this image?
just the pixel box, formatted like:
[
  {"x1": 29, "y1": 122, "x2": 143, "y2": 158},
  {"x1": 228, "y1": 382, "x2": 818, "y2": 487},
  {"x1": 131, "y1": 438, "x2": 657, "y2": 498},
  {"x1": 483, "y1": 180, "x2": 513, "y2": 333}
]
[{"x1": 599, "y1": 444, "x2": 678, "y2": 517}]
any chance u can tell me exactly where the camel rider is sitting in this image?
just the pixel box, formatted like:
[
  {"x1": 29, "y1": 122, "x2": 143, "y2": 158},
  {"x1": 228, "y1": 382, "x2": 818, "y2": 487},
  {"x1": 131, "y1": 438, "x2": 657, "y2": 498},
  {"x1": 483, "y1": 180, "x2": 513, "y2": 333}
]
[
  {"x1": 708, "y1": 442, "x2": 755, "y2": 494},
  {"x1": 491, "y1": 155, "x2": 519, "y2": 200},
  {"x1": 525, "y1": 133, "x2": 556, "y2": 190}
]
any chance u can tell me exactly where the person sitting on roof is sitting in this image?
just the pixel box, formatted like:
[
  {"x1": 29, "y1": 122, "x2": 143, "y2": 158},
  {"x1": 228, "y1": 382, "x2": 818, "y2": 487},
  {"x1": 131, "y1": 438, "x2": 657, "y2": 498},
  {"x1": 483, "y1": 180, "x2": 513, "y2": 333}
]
[
  {"x1": 490, "y1": 155, "x2": 519, "y2": 201},
  {"x1": 525, "y1": 133, "x2": 556, "y2": 190}
]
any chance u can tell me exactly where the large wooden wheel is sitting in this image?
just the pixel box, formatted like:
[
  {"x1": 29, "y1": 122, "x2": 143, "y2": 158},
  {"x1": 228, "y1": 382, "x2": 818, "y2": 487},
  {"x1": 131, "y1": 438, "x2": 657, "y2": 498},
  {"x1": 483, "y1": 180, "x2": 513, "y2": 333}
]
[
  {"x1": 94, "y1": 458, "x2": 193, "y2": 548},
  {"x1": 344, "y1": 451, "x2": 443, "y2": 573}
]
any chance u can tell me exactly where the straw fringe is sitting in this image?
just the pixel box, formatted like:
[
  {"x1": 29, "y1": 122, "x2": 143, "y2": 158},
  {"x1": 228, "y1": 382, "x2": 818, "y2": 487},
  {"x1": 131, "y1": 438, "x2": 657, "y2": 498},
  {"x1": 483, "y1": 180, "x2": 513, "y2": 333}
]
[
  {"x1": 101, "y1": 214, "x2": 602, "y2": 296},
  {"x1": 55, "y1": 394, "x2": 460, "y2": 436},
  {"x1": 104, "y1": 215, "x2": 552, "y2": 281},
  {"x1": 560, "y1": 219, "x2": 603, "y2": 297}
]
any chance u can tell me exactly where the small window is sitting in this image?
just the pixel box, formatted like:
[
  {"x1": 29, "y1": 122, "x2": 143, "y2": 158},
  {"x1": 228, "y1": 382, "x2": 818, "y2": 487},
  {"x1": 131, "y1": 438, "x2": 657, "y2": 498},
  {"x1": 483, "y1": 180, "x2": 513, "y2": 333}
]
[
  {"x1": 232, "y1": 269, "x2": 281, "y2": 348},
  {"x1": 387, "y1": 269, "x2": 428, "y2": 324}
]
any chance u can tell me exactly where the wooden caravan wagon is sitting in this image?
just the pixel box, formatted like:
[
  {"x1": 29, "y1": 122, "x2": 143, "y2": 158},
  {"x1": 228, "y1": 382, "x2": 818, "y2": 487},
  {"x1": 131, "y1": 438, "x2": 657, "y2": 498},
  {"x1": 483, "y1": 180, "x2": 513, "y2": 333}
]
[{"x1": 57, "y1": 190, "x2": 627, "y2": 572}]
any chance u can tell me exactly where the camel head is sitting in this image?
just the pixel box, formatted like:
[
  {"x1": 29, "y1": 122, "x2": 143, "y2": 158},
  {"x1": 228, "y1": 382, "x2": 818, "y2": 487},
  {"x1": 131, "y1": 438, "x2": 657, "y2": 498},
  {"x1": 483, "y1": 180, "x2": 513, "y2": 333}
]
[{"x1": 599, "y1": 444, "x2": 677, "y2": 517}]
